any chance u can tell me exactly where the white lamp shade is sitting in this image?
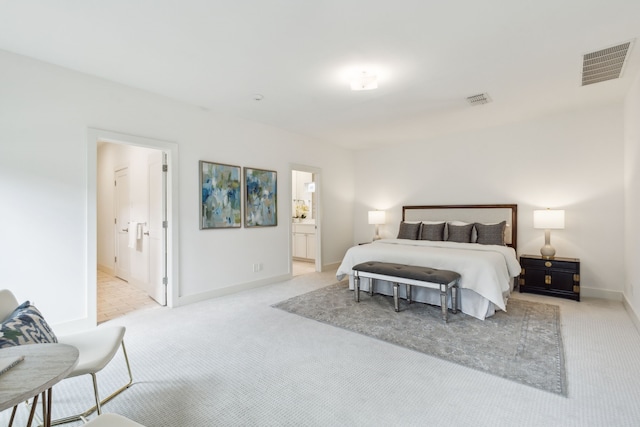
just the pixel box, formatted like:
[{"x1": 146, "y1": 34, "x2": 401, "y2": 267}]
[
  {"x1": 368, "y1": 210, "x2": 386, "y2": 225},
  {"x1": 533, "y1": 209, "x2": 565, "y2": 229}
]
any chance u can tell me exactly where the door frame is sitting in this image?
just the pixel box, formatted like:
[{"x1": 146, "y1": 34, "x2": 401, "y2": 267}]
[
  {"x1": 113, "y1": 166, "x2": 131, "y2": 282},
  {"x1": 290, "y1": 163, "x2": 322, "y2": 273},
  {"x1": 87, "y1": 128, "x2": 179, "y2": 325}
]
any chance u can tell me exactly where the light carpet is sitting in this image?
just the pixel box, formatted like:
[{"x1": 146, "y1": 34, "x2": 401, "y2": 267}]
[
  {"x1": 273, "y1": 281, "x2": 567, "y2": 396},
  {"x1": 5, "y1": 271, "x2": 640, "y2": 426}
]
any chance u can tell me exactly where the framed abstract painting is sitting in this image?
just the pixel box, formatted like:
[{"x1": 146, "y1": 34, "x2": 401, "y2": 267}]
[
  {"x1": 244, "y1": 167, "x2": 277, "y2": 227},
  {"x1": 200, "y1": 161, "x2": 241, "y2": 229}
]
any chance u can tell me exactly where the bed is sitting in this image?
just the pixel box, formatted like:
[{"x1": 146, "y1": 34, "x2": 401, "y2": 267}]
[{"x1": 336, "y1": 204, "x2": 522, "y2": 320}]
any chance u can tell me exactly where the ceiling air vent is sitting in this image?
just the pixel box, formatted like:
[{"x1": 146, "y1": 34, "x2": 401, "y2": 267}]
[
  {"x1": 582, "y1": 41, "x2": 632, "y2": 86},
  {"x1": 466, "y1": 93, "x2": 491, "y2": 106}
]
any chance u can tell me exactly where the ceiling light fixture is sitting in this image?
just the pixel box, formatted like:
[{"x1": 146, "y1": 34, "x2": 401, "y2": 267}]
[{"x1": 350, "y1": 72, "x2": 378, "y2": 91}]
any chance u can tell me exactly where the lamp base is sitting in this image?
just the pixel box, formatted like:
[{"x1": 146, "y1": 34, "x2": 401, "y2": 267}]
[
  {"x1": 373, "y1": 224, "x2": 381, "y2": 241},
  {"x1": 540, "y1": 229, "x2": 556, "y2": 259},
  {"x1": 540, "y1": 244, "x2": 556, "y2": 259}
]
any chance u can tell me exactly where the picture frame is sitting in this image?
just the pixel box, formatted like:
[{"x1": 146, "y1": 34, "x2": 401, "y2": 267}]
[
  {"x1": 199, "y1": 160, "x2": 242, "y2": 229},
  {"x1": 244, "y1": 167, "x2": 277, "y2": 227}
]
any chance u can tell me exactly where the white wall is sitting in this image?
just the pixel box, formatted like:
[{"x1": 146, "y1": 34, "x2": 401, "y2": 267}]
[
  {"x1": 624, "y1": 70, "x2": 640, "y2": 324},
  {"x1": 353, "y1": 105, "x2": 625, "y2": 299},
  {"x1": 0, "y1": 49, "x2": 355, "y2": 329}
]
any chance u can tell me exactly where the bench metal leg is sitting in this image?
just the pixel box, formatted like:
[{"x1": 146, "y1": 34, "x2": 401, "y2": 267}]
[
  {"x1": 452, "y1": 282, "x2": 459, "y2": 314},
  {"x1": 369, "y1": 278, "x2": 374, "y2": 296},
  {"x1": 354, "y1": 274, "x2": 360, "y2": 302},
  {"x1": 439, "y1": 283, "x2": 449, "y2": 322},
  {"x1": 406, "y1": 284, "x2": 412, "y2": 304},
  {"x1": 393, "y1": 283, "x2": 400, "y2": 312}
]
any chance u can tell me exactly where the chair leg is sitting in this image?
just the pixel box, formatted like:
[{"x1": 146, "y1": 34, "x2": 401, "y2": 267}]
[
  {"x1": 91, "y1": 373, "x2": 102, "y2": 415},
  {"x1": 50, "y1": 340, "x2": 134, "y2": 425}
]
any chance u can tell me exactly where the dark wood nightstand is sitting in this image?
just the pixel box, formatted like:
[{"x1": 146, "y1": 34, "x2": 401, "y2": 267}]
[{"x1": 519, "y1": 255, "x2": 580, "y2": 301}]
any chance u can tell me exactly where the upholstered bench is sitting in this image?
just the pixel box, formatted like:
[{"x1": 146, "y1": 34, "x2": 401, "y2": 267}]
[{"x1": 352, "y1": 261, "x2": 461, "y2": 322}]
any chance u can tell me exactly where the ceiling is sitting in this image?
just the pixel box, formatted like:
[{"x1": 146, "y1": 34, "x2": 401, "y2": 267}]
[{"x1": 1, "y1": 1, "x2": 639, "y2": 150}]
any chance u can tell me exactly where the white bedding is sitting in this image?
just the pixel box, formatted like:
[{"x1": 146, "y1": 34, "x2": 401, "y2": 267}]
[{"x1": 336, "y1": 239, "x2": 522, "y2": 320}]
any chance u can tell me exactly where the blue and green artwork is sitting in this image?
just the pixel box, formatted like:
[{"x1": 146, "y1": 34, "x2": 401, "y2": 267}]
[
  {"x1": 244, "y1": 168, "x2": 277, "y2": 227},
  {"x1": 200, "y1": 161, "x2": 241, "y2": 229}
]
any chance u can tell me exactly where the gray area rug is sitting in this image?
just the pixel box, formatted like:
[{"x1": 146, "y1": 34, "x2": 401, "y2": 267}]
[{"x1": 273, "y1": 281, "x2": 567, "y2": 396}]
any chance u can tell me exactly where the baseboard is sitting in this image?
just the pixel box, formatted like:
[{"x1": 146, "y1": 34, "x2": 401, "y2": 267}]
[
  {"x1": 581, "y1": 286, "x2": 623, "y2": 301},
  {"x1": 321, "y1": 262, "x2": 340, "y2": 272},
  {"x1": 128, "y1": 277, "x2": 148, "y2": 293},
  {"x1": 622, "y1": 295, "x2": 640, "y2": 334},
  {"x1": 176, "y1": 274, "x2": 292, "y2": 307},
  {"x1": 97, "y1": 263, "x2": 114, "y2": 276}
]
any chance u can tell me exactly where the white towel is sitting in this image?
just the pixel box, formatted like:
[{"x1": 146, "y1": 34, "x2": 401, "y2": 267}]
[
  {"x1": 128, "y1": 222, "x2": 138, "y2": 248},
  {"x1": 136, "y1": 223, "x2": 143, "y2": 240}
]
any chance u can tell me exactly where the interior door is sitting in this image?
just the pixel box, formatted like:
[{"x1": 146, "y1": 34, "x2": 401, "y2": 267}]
[
  {"x1": 148, "y1": 151, "x2": 167, "y2": 305},
  {"x1": 114, "y1": 167, "x2": 130, "y2": 281}
]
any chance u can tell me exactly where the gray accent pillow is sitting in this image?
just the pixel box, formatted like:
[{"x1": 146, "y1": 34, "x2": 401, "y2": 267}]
[
  {"x1": 475, "y1": 221, "x2": 506, "y2": 245},
  {"x1": 420, "y1": 222, "x2": 445, "y2": 241},
  {"x1": 397, "y1": 222, "x2": 421, "y2": 240},
  {"x1": 447, "y1": 223, "x2": 474, "y2": 243}
]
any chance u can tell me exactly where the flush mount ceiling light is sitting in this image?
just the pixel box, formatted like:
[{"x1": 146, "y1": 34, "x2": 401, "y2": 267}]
[{"x1": 350, "y1": 71, "x2": 378, "y2": 91}]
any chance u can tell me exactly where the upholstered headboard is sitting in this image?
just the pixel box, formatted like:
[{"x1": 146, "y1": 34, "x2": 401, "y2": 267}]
[{"x1": 402, "y1": 204, "x2": 518, "y2": 251}]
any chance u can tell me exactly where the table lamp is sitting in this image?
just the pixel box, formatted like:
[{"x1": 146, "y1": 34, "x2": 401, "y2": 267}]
[
  {"x1": 368, "y1": 210, "x2": 386, "y2": 241},
  {"x1": 533, "y1": 209, "x2": 565, "y2": 259}
]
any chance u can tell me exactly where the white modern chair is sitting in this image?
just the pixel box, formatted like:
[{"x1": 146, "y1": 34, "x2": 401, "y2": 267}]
[
  {"x1": 82, "y1": 413, "x2": 146, "y2": 427},
  {"x1": 0, "y1": 289, "x2": 133, "y2": 424}
]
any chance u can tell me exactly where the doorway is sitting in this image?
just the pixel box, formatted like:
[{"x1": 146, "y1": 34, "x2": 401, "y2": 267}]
[
  {"x1": 97, "y1": 142, "x2": 167, "y2": 319},
  {"x1": 291, "y1": 165, "x2": 322, "y2": 276},
  {"x1": 89, "y1": 128, "x2": 178, "y2": 326}
]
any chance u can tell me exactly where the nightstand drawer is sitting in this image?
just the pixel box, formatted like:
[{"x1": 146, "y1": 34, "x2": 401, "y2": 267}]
[{"x1": 520, "y1": 257, "x2": 578, "y2": 273}]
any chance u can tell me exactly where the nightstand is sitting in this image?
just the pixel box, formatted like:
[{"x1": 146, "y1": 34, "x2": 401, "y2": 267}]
[{"x1": 519, "y1": 255, "x2": 580, "y2": 301}]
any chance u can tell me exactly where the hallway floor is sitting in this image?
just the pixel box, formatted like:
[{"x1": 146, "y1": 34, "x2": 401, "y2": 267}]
[
  {"x1": 97, "y1": 270, "x2": 160, "y2": 323},
  {"x1": 293, "y1": 260, "x2": 316, "y2": 276}
]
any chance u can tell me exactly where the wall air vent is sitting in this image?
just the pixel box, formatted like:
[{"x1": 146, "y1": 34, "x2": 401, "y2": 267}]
[
  {"x1": 582, "y1": 41, "x2": 632, "y2": 86},
  {"x1": 466, "y1": 93, "x2": 491, "y2": 106}
]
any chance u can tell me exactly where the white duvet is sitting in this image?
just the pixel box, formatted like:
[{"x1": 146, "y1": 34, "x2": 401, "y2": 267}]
[{"x1": 336, "y1": 239, "x2": 522, "y2": 320}]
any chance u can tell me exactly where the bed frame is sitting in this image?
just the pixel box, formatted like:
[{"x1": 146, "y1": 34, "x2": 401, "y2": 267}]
[{"x1": 402, "y1": 204, "x2": 518, "y2": 251}]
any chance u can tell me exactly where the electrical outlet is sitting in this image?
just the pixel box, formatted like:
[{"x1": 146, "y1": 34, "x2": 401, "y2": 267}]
[{"x1": 252, "y1": 263, "x2": 263, "y2": 272}]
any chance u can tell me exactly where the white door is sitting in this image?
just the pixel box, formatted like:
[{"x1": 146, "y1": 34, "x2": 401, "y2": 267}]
[
  {"x1": 114, "y1": 168, "x2": 130, "y2": 281},
  {"x1": 148, "y1": 151, "x2": 167, "y2": 305}
]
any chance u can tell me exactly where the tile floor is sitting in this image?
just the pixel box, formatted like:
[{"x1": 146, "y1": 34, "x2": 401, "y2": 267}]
[
  {"x1": 293, "y1": 260, "x2": 316, "y2": 276},
  {"x1": 97, "y1": 270, "x2": 160, "y2": 323}
]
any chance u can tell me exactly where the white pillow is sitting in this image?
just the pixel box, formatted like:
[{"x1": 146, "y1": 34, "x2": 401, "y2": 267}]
[{"x1": 448, "y1": 220, "x2": 470, "y2": 226}]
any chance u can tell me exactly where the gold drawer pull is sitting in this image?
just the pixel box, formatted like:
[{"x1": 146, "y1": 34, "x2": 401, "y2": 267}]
[
  {"x1": 545, "y1": 275, "x2": 551, "y2": 285},
  {"x1": 545, "y1": 261, "x2": 552, "y2": 268}
]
